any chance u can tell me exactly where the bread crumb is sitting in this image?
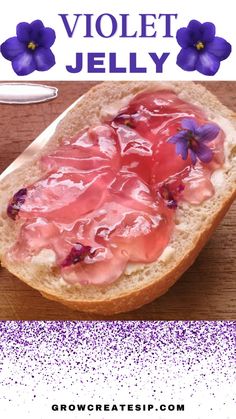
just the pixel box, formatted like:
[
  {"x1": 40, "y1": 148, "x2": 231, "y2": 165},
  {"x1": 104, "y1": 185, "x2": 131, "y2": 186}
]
[
  {"x1": 125, "y1": 262, "x2": 144, "y2": 276},
  {"x1": 158, "y1": 246, "x2": 175, "y2": 263},
  {"x1": 211, "y1": 169, "x2": 226, "y2": 190},
  {"x1": 100, "y1": 95, "x2": 134, "y2": 119},
  {"x1": 31, "y1": 249, "x2": 56, "y2": 265},
  {"x1": 213, "y1": 116, "x2": 236, "y2": 159},
  {"x1": 175, "y1": 223, "x2": 188, "y2": 232},
  {"x1": 53, "y1": 276, "x2": 69, "y2": 288}
]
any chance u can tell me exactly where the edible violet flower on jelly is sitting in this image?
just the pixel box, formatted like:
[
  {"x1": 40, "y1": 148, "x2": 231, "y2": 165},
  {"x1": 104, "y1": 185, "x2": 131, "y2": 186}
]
[
  {"x1": 159, "y1": 184, "x2": 185, "y2": 210},
  {"x1": 167, "y1": 118, "x2": 220, "y2": 165},
  {"x1": 176, "y1": 20, "x2": 231, "y2": 76},
  {"x1": 61, "y1": 243, "x2": 95, "y2": 268},
  {"x1": 1, "y1": 20, "x2": 56, "y2": 76}
]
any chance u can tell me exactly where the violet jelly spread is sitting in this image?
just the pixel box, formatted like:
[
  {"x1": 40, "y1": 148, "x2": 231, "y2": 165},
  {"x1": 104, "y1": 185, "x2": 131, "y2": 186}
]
[{"x1": 7, "y1": 90, "x2": 225, "y2": 285}]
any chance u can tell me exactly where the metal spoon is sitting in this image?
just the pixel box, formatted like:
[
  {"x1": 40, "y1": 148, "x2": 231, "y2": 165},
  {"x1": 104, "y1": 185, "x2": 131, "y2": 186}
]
[{"x1": 0, "y1": 83, "x2": 58, "y2": 104}]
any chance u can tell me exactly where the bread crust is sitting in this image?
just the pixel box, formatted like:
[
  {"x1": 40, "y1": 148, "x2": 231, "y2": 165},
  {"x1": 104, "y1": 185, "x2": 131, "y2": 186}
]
[{"x1": 0, "y1": 81, "x2": 236, "y2": 315}]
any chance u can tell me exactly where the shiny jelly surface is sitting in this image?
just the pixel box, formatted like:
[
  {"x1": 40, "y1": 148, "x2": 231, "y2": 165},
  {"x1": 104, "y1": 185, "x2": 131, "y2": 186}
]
[{"x1": 8, "y1": 90, "x2": 225, "y2": 285}]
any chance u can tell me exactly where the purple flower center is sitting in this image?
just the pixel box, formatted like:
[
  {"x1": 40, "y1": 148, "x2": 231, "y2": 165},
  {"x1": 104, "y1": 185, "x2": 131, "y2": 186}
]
[
  {"x1": 7, "y1": 188, "x2": 27, "y2": 220},
  {"x1": 27, "y1": 41, "x2": 37, "y2": 51},
  {"x1": 185, "y1": 130, "x2": 199, "y2": 149},
  {"x1": 177, "y1": 128, "x2": 200, "y2": 153},
  {"x1": 195, "y1": 41, "x2": 205, "y2": 51},
  {"x1": 61, "y1": 243, "x2": 94, "y2": 268}
]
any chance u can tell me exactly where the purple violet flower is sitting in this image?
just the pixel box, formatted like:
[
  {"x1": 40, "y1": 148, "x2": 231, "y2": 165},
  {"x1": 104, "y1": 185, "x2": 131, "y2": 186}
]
[
  {"x1": 176, "y1": 20, "x2": 231, "y2": 76},
  {"x1": 168, "y1": 118, "x2": 220, "y2": 165},
  {"x1": 1, "y1": 20, "x2": 56, "y2": 76},
  {"x1": 61, "y1": 243, "x2": 94, "y2": 268}
]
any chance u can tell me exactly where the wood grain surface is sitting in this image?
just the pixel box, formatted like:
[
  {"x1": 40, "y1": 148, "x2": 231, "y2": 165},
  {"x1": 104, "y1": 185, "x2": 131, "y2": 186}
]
[{"x1": 0, "y1": 81, "x2": 235, "y2": 320}]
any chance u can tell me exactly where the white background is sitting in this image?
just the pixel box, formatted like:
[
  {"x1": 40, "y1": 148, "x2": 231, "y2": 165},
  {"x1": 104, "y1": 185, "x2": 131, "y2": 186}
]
[
  {"x1": 0, "y1": 0, "x2": 234, "y2": 80},
  {"x1": 0, "y1": 322, "x2": 235, "y2": 419}
]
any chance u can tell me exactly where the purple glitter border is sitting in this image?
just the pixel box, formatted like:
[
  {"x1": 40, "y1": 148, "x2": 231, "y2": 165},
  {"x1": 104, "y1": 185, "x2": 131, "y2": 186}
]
[{"x1": 0, "y1": 321, "x2": 235, "y2": 417}]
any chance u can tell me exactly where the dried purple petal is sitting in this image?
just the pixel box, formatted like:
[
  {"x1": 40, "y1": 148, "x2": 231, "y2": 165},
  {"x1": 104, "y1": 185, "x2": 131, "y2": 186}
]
[
  {"x1": 166, "y1": 199, "x2": 178, "y2": 210},
  {"x1": 61, "y1": 243, "x2": 94, "y2": 268},
  {"x1": 159, "y1": 185, "x2": 177, "y2": 210},
  {"x1": 7, "y1": 188, "x2": 27, "y2": 220},
  {"x1": 159, "y1": 183, "x2": 185, "y2": 210}
]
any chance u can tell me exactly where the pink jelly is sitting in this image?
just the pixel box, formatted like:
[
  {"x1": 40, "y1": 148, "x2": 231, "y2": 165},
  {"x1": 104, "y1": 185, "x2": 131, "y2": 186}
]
[{"x1": 7, "y1": 90, "x2": 225, "y2": 285}]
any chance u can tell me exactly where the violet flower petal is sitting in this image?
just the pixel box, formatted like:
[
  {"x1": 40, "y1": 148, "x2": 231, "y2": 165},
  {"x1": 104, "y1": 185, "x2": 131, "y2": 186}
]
[
  {"x1": 201, "y1": 22, "x2": 216, "y2": 43},
  {"x1": 177, "y1": 47, "x2": 198, "y2": 71},
  {"x1": 196, "y1": 51, "x2": 220, "y2": 76},
  {"x1": 189, "y1": 149, "x2": 197, "y2": 165},
  {"x1": 176, "y1": 28, "x2": 192, "y2": 48},
  {"x1": 34, "y1": 48, "x2": 56, "y2": 71},
  {"x1": 12, "y1": 51, "x2": 36, "y2": 76},
  {"x1": 168, "y1": 132, "x2": 185, "y2": 144},
  {"x1": 181, "y1": 118, "x2": 198, "y2": 132},
  {"x1": 205, "y1": 37, "x2": 232, "y2": 60},
  {"x1": 30, "y1": 19, "x2": 45, "y2": 33},
  {"x1": 1, "y1": 37, "x2": 25, "y2": 60},
  {"x1": 16, "y1": 22, "x2": 31, "y2": 43},
  {"x1": 37, "y1": 28, "x2": 56, "y2": 48},
  {"x1": 196, "y1": 123, "x2": 220, "y2": 143},
  {"x1": 176, "y1": 139, "x2": 188, "y2": 160},
  {"x1": 29, "y1": 21, "x2": 46, "y2": 43},
  {"x1": 187, "y1": 20, "x2": 202, "y2": 43},
  {"x1": 195, "y1": 142, "x2": 213, "y2": 163}
]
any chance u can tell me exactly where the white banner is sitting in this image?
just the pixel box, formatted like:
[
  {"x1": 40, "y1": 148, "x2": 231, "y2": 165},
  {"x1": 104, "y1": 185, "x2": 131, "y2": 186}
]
[{"x1": 0, "y1": 0, "x2": 234, "y2": 80}]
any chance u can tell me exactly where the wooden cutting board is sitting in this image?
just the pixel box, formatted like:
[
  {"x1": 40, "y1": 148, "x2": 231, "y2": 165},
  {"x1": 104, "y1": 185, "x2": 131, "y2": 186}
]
[{"x1": 0, "y1": 81, "x2": 235, "y2": 320}]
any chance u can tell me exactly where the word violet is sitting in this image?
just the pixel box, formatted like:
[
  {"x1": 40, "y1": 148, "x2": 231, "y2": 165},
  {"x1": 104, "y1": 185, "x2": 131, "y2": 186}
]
[{"x1": 59, "y1": 13, "x2": 178, "y2": 73}]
